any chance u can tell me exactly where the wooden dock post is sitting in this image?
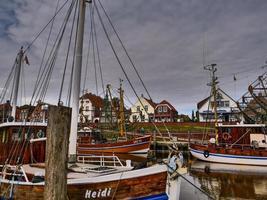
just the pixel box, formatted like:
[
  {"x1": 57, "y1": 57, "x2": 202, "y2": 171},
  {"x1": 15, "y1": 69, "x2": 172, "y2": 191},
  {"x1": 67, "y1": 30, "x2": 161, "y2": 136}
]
[{"x1": 44, "y1": 105, "x2": 71, "y2": 200}]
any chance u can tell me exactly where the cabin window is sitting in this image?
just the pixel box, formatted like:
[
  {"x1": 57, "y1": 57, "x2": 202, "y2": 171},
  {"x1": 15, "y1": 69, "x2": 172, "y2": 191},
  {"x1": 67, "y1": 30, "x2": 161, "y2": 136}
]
[
  {"x1": 221, "y1": 127, "x2": 231, "y2": 133},
  {"x1": 137, "y1": 106, "x2": 140, "y2": 112}
]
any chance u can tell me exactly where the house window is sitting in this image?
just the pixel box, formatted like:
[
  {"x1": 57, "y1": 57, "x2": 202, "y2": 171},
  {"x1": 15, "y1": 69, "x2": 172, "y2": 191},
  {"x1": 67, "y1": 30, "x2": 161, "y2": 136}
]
[
  {"x1": 163, "y1": 106, "x2": 167, "y2": 112},
  {"x1": 133, "y1": 115, "x2": 137, "y2": 122},
  {"x1": 85, "y1": 106, "x2": 89, "y2": 111},
  {"x1": 158, "y1": 106, "x2": 162, "y2": 112},
  {"x1": 137, "y1": 106, "x2": 140, "y2": 112},
  {"x1": 144, "y1": 105, "x2": 148, "y2": 111},
  {"x1": 224, "y1": 101, "x2": 230, "y2": 107},
  {"x1": 141, "y1": 115, "x2": 145, "y2": 122}
]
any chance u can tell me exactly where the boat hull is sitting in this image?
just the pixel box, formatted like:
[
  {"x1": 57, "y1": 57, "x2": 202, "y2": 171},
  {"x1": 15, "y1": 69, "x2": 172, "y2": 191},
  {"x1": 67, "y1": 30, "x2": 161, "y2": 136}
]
[
  {"x1": 0, "y1": 165, "x2": 167, "y2": 200},
  {"x1": 77, "y1": 135, "x2": 151, "y2": 155},
  {"x1": 190, "y1": 144, "x2": 267, "y2": 166}
]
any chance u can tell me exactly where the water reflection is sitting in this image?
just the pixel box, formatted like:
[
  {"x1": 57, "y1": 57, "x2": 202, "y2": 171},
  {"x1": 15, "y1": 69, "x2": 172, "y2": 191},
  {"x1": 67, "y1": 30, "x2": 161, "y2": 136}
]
[
  {"x1": 110, "y1": 152, "x2": 267, "y2": 200},
  {"x1": 189, "y1": 160, "x2": 267, "y2": 200}
]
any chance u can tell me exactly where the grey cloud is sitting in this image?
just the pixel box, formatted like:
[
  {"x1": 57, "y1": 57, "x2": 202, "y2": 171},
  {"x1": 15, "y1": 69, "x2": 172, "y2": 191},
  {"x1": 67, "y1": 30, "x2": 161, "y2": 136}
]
[{"x1": 0, "y1": 0, "x2": 267, "y2": 114}]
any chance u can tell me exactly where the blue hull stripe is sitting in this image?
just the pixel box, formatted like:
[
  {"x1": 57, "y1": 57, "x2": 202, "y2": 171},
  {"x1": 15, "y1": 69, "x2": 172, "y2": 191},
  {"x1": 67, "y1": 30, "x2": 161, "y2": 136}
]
[
  {"x1": 191, "y1": 148, "x2": 267, "y2": 160},
  {"x1": 130, "y1": 193, "x2": 168, "y2": 200},
  {"x1": 77, "y1": 141, "x2": 150, "y2": 150}
]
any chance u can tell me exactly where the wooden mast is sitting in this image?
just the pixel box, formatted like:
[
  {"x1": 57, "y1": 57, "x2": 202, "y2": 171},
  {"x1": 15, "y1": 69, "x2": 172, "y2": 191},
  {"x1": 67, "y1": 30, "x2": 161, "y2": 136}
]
[
  {"x1": 204, "y1": 64, "x2": 219, "y2": 143},
  {"x1": 119, "y1": 79, "x2": 126, "y2": 137},
  {"x1": 69, "y1": 0, "x2": 86, "y2": 162}
]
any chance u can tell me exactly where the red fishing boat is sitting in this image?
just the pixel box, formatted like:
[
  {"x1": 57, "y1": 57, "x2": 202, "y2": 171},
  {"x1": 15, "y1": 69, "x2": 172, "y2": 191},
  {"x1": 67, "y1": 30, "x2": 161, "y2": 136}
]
[{"x1": 77, "y1": 81, "x2": 151, "y2": 156}]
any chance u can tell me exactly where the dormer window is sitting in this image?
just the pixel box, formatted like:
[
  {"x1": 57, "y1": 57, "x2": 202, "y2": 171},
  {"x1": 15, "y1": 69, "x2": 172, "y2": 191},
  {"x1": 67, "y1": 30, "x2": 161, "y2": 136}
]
[
  {"x1": 163, "y1": 106, "x2": 167, "y2": 112},
  {"x1": 158, "y1": 106, "x2": 162, "y2": 112}
]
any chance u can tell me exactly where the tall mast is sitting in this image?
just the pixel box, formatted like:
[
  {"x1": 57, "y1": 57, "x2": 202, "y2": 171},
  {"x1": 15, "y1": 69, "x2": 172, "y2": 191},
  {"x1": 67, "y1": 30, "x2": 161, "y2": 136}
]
[
  {"x1": 119, "y1": 79, "x2": 125, "y2": 137},
  {"x1": 107, "y1": 84, "x2": 114, "y2": 124},
  {"x1": 11, "y1": 47, "x2": 24, "y2": 120},
  {"x1": 204, "y1": 64, "x2": 219, "y2": 143},
  {"x1": 69, "y1": 0, "x2": 86, "y2": 162}
]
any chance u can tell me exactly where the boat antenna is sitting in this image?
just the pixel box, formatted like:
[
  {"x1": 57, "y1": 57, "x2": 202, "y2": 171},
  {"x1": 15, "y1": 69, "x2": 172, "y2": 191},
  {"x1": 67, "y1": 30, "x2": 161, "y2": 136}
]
[{"x1": 204, "y1": 63, "x2": 219, "y2": 144}]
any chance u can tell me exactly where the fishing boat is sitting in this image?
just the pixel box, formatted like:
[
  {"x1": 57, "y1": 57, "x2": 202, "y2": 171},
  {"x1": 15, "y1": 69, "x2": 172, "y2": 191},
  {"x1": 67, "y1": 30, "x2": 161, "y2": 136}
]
[
  {"x1": 0, "y1": 0, "x2": 180, "y2": 199},
  {"x1": 77, "y1": 81, "x2": 151, "y2": 155},
  {"x1": 190, "y1": 64, "x2": 267, "y2": 166}
]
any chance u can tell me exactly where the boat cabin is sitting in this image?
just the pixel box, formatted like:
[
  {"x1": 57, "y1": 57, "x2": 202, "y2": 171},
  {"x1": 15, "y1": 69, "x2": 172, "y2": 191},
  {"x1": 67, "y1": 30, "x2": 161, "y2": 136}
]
[{"x1": 217, "y1": 124, "x2": 267, "y2": 148}]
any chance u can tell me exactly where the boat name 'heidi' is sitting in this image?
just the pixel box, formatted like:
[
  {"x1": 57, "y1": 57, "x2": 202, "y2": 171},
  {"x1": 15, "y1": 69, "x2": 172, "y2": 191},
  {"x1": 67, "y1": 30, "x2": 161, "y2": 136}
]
[{"x1": 85, "y1": 188, "x2": 112, "y2": 199}]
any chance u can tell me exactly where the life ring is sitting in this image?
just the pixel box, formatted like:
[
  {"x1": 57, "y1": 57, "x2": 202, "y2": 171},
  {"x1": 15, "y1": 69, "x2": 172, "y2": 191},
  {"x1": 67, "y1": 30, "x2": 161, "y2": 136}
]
[
  {"x1": 223, "y1": 132, "x2": 231, "y2": 140},
  {"x1": 37, "y1": 130, "x2": 44, "y2": 138},
  {"x1": 203, "y1": 150, "x2": 209, "y2": 158}
]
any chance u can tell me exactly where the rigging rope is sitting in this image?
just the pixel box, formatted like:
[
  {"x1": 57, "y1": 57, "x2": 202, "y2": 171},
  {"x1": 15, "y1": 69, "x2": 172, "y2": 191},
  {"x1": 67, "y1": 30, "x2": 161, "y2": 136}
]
[
  {"x1": 91, "y1": 4, "x2": 99, "y2": 95},
  {"x1": 94, "y1": 1, "x2": 173, "y2": 150},
  {"x1": 31, "y1": 0, "x2": 75, "y2": 105},
  {"x1": 58, "y1": 0, "x2": 79, "y2": 105},
  {"x1": 0, "y1": 59, "x2": 16, "y2": 103},
  {"x1": 66, "y1": 0, "x2": 80, "y2": 107},
  {"x1": 31, "y1": 0, "x2": 61, "y2": 105},
  {"x1": 97, "y1": 0, "x2": 152, "y2": 101},
  {"x1": 82, "y1": 2, "x2": 93, "y2": 95},
  {"x1": 24, "y1": 0, "x2": 71, "y2": 53},
  {"x1": 92, "y1": 2, "x2": 105, "y2": 95}
]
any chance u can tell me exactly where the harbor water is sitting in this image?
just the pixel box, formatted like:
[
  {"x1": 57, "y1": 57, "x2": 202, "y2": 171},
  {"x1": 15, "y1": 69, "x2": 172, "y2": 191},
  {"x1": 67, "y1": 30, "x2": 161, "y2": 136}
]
[
  {"x1": 180, "y1": 160, "x2": 267, "y2": 200},
  {"x1": 120, "y1": 152, "x2": 267, "y2": 200}
]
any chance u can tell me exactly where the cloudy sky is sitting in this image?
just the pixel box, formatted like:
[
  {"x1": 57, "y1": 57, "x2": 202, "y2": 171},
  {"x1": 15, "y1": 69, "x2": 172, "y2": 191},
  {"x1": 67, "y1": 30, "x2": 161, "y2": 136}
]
[{"x1": 0, "y1": 0, "x2": 267, "y2": 115}]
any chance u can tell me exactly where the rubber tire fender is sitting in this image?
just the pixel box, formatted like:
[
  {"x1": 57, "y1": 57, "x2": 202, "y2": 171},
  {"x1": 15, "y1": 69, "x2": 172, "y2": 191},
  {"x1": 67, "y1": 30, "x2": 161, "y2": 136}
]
[{"x1": 203, "y1": 150, "x2": 209, "y2": 158}]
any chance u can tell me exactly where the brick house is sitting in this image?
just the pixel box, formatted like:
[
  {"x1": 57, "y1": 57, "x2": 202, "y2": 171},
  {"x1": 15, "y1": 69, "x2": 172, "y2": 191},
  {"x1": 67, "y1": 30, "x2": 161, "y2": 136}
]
[
  {"x1": 79, "y1": 93, "x2": 104, "y2": 123},
  {"x1": 154, "y1": 100, "x2": 178, "y2": 122}
]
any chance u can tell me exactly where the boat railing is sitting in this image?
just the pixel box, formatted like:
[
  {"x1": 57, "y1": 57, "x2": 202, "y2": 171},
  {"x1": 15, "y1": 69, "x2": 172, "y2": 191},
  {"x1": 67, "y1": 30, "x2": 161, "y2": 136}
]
[
  {"x1": 0, "y1": 165, "x2": 29, "y2": 182},
  {"x1": 218, "y1": 142, "x2": 266, "y2": 150},
  {"x1": 77, "y1": 154, "x2": 125, "y2": 167}
]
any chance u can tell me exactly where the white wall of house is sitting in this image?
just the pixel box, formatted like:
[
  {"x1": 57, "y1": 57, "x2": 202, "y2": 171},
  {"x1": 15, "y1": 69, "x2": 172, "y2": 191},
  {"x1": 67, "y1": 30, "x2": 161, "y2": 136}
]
[
  {"x1": 198, "y1": 90, "x2": 239, "y2": 122},
  {"x1": 130, "y1": 97, "x2": 154, "y2": 122},
  {"x1": 79, "y1": 99, "x2": 93, "y2": 123}
]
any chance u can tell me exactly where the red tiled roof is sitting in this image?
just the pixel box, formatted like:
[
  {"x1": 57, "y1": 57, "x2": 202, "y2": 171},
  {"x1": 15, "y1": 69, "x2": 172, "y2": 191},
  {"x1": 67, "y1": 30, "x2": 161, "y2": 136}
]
[
  {"x1": 143, "y1": 97, "x2": 157, "y2": 108},
  {"x1": 197, "y1": 96, "x2": 210, "y2": 109},
  {"x1": 80, "y1": 93, "x2": 103, "y2": 108},
  {"x1": 0, "y1": 102, "x2": 11, "y2": 110},
  {"x1": 158, "y1": 100, "x2": 177, "y2": 112}
]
